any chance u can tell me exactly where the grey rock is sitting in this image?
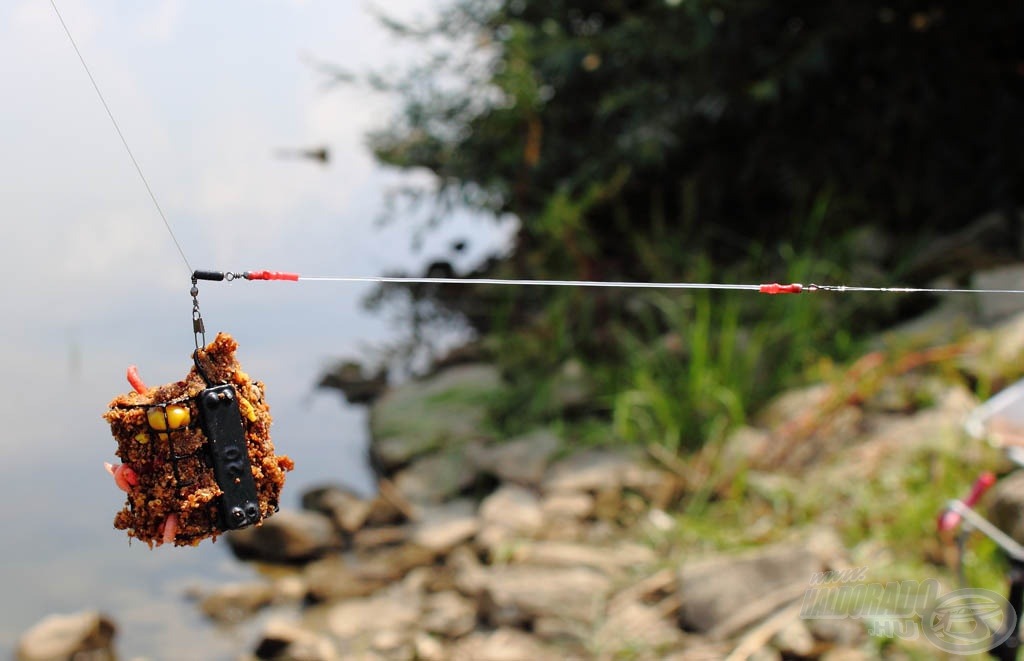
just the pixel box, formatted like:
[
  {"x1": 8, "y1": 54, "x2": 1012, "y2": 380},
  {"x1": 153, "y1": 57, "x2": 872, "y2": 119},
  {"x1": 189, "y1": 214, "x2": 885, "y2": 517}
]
[
  {"x1": 540, "y1": 492, "x2": 594, "y2": 522},
  {"x1": 324, "y1": 574, "x2": 424, "y2": 650},
  {"x1": 824, "y1": 385, "x2": 976, "y2": 483},
  {"x1": 369, "y1": 364, "x2": 503, "y2": 471},
  {"x1": 449, "y1": 627, "x2": 563, "y2": 661},
  {"x1": 748, "y1": 647, "x2": 783, "y2": 661},
  {"x1": 593, "y1": 594, "x2": 683, "y2": 657},
  {"x1": 227, "y1": 509, "x2": 343, "y2": 564},
  {"x1": 303, "y1": 555, "x2": 392, "y2": 603},
  {"x1": 352, "y1": 525, "x2": 409, "y2": 549},
  {"x1": 880, "y1": 298, "x2": 975, "y2": 347},
  {"x1": 413, "y1": 632, "x2": 447, "y2": 661},
  {"x1": 532, "y1": 616, "x2": 588, "y2": 643},
  {"x1": 511, "y1": 540, "x2": 656, "y2": 577},
  {"x1": 771, "y1": 618, "x2": 815, "y2": 657},
  {"x1": 478, "y1": 565, "x2": 612, "y2": 626},
  {"x1": 301, "y1": 484, "x2": 375, "y2": 534},
  {"x1": 987, "y1": 470, "x2": 1024, "y2": 545},
  {"x1": 963, "y1": 311, "x2": 1024, "y2": 386},
  {"x1": 253, "y1": 618, "x2": 339, "y2": 661},
  {"x1": 975, "y1": 264, "x2": 1024, "y2": 324},
  {"x1": 543, "y1": 450, "x2": 637, "y2": 494},
  {"x1": 542, "y1": 449, "x2": 667, "y2": 497},
  {"x1": 421, "y1": 591, "x2": 477, "y2": 638},
  {"x1": 198, "y1": 581, "x2": 276, "y2": 623},
  {"x1": 477, "y1": 485, "x2": 543, "y2": 550},
  {"x1": 448, "y1": 546, "x2": 488, "y2": 597},
  {"x1": 470, "y1": 429, "x2": 561, "y2": 486},
  {"x1": 392, "y1": 450, "x2": 479, "y2": 504},
  {"x1": 16, "y1": 611, "x2": 116, "y2": 661},
  {"x1": 677, "y1": 543, "x2": 826, "y2": 637},
  {"x1": 411, "y1": 500, "x2": 479, "y2": 554},
  {"x1": 719, "y1": 426, "x2": 772, "y2": 467},
  {"x1": 806, "y1": 617, "x2": 867, "y2": 647},
  {"x1": 307, "y1": 543, "x2": 440, "y2": 604},
  {"x1": 756, "y1": 383, "x2": 834, "y2": 430}
]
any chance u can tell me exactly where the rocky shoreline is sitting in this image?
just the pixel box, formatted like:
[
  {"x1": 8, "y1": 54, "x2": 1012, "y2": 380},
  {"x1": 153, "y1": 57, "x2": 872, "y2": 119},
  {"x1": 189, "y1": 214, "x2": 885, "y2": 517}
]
[{"x1": 21, "y1": 279, "x2": 1024, "y2": 660}]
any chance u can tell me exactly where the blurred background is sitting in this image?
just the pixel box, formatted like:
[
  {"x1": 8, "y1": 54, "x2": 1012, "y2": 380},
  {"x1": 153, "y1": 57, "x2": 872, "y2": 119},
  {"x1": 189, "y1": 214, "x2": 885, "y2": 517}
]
[{"x1": 6, "y1": 1, "x2": 1024, "y2": 659}]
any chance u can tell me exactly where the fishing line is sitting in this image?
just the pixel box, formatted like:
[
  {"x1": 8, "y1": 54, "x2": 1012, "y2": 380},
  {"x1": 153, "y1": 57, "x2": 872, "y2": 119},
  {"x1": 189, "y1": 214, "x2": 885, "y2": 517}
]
[
  {"x1": 195, "y1": 271, "x2": 1024, "y2": 295},
  {"x1": 49, "y1": 0, "x2": 193, "y2": 276}
]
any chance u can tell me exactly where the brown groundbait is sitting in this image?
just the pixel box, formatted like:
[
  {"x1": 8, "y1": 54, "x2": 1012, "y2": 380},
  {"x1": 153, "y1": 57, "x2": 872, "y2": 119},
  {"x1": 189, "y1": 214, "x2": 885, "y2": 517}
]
[{"x1": 103, "y1": 333, "x2": 293, "y2": 547}]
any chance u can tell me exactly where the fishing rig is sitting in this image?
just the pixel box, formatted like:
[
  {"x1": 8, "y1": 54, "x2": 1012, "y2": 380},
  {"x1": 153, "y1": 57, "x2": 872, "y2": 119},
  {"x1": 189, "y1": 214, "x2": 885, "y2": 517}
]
[{"x1": 51, "y1": 0, "x2": 1024, "y2": 569}]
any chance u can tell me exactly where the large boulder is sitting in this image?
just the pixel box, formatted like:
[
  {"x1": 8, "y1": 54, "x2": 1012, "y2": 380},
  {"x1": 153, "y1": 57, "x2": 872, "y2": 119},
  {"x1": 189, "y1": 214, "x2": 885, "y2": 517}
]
[
  {"x1": 253, "y1": 618, "x2": 339, "y2": 661},
  {"x1": 197, "y1": 581, "x2": 277, "y2": 624},
  {"x1": 411, "y1": 499, "x2": 480, "y2": 554},
  {"x1": 593, "y1": 594, "x2": 684, "y2": 658},
  {"x1": 677, "y1": 541, "x2": 829, "y2": 639},
  {"x1": 542, "y1": 449, "x2": 673, "y2": 502},
  {"x1": 421, "y1": 591, "x2": 478, "y2": 638},
  {"x1": 475, "y1": 565, "x2": 612, "y2": 627},
  {"x1": 324, "y1": 572, "x2": 425, "y2": 657},
  {"x1": 469, "y1": 428, "x2": 561, "y2": 487},
  {"x1": 16, "y1": 611, "x2": 116, "y2": 661},
  {"x1": 477, "y1": 485, "x2": 543, "y2": 551},
  {"x1": 227, "y1": 509, "x2": 343, "y2": 564},
  {"x1": 301, "y1": 484, "x2": 375, "y2": 534},
  {"x1": 392, "y1": 450, "x2": 480, "y2": 504},
  {"x1": 369, "y1": 364, "x2": 504, "y2": 472}
]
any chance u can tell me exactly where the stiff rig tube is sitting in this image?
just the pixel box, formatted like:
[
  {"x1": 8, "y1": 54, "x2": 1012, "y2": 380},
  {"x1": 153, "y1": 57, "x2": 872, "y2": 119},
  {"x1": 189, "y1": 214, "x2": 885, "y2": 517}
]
[
  {"x1": 190, "y1": 270, "x2": 1024, "y2": 295},
  {"x1": 192, "y1": 270, "x2": 810, "y2": 293}
]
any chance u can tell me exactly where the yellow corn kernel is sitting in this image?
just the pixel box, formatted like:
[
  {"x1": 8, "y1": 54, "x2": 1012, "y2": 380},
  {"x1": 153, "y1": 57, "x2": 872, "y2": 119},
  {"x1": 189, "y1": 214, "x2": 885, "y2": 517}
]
[
  {"x1": 165, "y1": 405, "x2": 190, "y2": 429},
  {"x1": 147, "y1": 407, "x2": 167, "y2": 430},
  {"x1": 147, "y1": 405, "x2": 190, "y2": 431},
  {"x1": 238, "y1": 396, "x2": 256, "y2": 422},
  {"x1": 134, "y1": 432, "x2": 150, "y2": 444}
]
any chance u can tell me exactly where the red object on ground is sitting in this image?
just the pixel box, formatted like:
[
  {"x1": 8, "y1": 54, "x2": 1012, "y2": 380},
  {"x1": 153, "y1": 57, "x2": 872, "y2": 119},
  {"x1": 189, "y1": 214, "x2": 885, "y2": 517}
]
[
  {"x1": 937, "y1": 471, "x2": 997, "y2": 532},
  {"x1": 759, "y1": 283, "x2": 803, "y2": 294},
  {"x1": 245, "y1": 270, "x2": 300, "y2": 281},
  {"x1": 126, "y1": 365, "x2": 147, "y2": 394}
]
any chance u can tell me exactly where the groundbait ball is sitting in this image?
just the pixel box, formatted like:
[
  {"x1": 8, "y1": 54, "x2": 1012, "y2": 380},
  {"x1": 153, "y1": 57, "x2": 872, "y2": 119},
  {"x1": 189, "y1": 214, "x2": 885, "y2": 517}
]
[{"x1": 102, "y1": 332, "x2": 293, "y2": 547}]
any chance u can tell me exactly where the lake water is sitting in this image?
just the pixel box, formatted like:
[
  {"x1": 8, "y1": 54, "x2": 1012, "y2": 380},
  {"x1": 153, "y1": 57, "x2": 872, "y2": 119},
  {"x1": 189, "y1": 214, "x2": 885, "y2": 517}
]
[
  {"x1": 0, "y1": 286, "x2": 392, "y2": 659},
  {"x1": 0, "y1": 253, "x2": 518, "y2": 659}
]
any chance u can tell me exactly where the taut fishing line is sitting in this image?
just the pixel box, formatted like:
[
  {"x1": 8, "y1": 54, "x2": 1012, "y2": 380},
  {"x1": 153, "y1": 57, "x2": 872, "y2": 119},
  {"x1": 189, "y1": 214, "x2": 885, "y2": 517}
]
[{"x1": 50, "y1": 3, "x2": 1024, "y2": 548}]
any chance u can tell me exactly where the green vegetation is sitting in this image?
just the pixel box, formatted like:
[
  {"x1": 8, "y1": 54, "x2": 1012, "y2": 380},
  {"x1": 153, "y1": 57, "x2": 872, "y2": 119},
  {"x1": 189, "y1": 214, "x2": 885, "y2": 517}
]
[
  {"x1": 354, "y1": 5, "x2": 1024, "y2": 653},
  {"x1": 359, "y1": 1, "x2": 1024, "y2": 454}
]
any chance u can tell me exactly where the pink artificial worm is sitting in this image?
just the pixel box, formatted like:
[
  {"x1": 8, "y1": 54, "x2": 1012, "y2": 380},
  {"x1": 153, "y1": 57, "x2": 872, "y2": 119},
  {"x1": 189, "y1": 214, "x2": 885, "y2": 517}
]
[
  {"x1": 103, "y1": 366, "x2": 148, "y2": 492},
  {"x1": 126, "y1": 365, "x2": 147, "y2": 394},
  {"x1": 104, "y1": 462, "x2": 139, "y2": 492},
  {"x1": 159, "y1": 513, "x2": 179, "y2": 545},
  {"x1": 115, "y1": 364, "x2": 179, "y2": 546}
]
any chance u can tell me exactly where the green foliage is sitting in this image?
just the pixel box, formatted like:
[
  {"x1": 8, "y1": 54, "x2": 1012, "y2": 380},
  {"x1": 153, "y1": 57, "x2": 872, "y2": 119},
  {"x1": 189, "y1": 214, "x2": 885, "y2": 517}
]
[
  {"x1": 371, "y1": 1, "x2": 1024, "y2": 268},
  {"x1": 363, "y1": 1, "x2": 1024, "y2": 452}
]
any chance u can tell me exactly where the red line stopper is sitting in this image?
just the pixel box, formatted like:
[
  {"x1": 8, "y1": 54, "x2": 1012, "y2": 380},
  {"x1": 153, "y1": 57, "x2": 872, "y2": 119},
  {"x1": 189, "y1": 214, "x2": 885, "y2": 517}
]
[
  {"x1": 244, "y1": 270, "x2": 300, "y2": 282},
  {"x1": 759, "y1": 283, "x2": 803, "y2": 295},
  {"x1": 937, "y1": 471, "x2": 997, "y2": 533}
]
